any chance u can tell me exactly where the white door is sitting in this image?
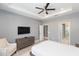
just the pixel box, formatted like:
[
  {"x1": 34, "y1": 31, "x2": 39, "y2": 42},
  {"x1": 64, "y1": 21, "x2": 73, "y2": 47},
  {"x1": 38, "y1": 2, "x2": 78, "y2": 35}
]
[
  {"x1": 44, "y1": 25, "x2": 48, "y2": 40},
  {"x1": 59, "y1": 22, "x2": 71, "y2": 45},
  {"x1": 39, "y1": 25, "x2": 44, "y2": 41}
]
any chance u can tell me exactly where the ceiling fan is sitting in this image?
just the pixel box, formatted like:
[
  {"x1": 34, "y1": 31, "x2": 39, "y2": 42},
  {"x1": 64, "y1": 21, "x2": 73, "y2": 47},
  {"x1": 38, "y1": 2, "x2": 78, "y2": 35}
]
[{"x1": 35, "y1": 3, "x2": 56, "y2": 14}]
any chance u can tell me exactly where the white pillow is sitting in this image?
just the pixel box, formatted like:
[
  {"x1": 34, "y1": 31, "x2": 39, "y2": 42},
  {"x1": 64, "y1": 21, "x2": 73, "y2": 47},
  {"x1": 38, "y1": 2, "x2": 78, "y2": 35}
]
[{"x1": 0, "y1": 38, "x2": 8, "y2": 48}]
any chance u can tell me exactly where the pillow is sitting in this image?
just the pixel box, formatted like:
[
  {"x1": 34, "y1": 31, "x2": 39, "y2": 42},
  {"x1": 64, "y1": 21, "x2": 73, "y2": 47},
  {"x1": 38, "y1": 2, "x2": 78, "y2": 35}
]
[{"x1": 0, "y1": 38, "x2": 8, "y2": 48}]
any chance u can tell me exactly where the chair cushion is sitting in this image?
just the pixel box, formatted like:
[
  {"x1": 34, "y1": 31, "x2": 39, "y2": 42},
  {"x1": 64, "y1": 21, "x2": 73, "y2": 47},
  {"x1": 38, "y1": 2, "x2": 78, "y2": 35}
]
[{"x1": 0, "y1": 38, "x2": 8, "y2": 48}]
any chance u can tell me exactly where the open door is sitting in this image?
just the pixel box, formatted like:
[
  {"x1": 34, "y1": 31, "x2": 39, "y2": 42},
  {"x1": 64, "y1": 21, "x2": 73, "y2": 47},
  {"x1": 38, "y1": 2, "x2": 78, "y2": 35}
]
[
  {"x1": 59, "y1": 22, "x2": 71, "y2": 45},
  {"x1": 39, "y1": 25, "x2": 48, "y2": 41},
  {"x1": 39, "y1": 25, "x2": 44, "y2": 41},
  {"x1": 43, "y1": 25, "x2": 48, "y2": 40}
]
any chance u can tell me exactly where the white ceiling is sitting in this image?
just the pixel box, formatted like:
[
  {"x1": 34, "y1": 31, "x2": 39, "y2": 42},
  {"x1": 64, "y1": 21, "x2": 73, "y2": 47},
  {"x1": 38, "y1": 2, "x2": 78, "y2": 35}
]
[{"x1": 0, "y1": 3, "x2": 79, "y2": 20}]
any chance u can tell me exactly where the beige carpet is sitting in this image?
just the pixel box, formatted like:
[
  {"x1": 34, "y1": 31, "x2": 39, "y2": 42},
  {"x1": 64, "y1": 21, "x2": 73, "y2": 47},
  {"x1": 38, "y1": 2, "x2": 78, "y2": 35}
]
[{"x1": 13, "y1": 46, "x2": 32, "y2": 56}]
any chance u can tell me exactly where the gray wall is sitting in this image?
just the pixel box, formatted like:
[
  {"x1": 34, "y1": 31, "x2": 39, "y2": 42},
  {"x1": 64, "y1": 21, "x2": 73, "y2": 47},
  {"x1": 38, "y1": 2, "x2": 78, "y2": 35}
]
[
  {"x1": 0, "y1": 8, "x2": 79, "y2": 45},
  {"x1": 44, "y1": 12, "x2": 79, "y2": 45},
  {"x1": 0, "y1": 9, "x2": 41, "y2": 43}
]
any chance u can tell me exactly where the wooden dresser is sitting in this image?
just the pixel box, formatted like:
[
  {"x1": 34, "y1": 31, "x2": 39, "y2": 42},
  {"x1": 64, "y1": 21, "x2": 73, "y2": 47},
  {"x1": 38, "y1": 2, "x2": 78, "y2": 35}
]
[{"x1": 16, "y1": 36, "x2": 35, "y2": 50}]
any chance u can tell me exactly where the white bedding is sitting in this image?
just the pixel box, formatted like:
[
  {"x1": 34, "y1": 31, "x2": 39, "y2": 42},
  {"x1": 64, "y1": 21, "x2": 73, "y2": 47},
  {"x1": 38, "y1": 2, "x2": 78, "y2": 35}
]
[{"x1": 31, "y1": 40, "x2": 79, "y2": 56}]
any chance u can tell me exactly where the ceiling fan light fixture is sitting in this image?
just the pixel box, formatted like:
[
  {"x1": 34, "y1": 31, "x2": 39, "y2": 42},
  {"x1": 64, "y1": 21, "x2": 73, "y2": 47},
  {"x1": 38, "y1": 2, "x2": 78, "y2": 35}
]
[{"x1": 35, "y1": 3, "x2": 56, "y2": 15}]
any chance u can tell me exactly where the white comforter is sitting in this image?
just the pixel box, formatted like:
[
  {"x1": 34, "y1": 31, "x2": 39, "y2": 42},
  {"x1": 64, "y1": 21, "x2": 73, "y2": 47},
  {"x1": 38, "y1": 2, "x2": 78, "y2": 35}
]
[{"x1": 31, "y1": 40, "x2": 79, "y2": 56}]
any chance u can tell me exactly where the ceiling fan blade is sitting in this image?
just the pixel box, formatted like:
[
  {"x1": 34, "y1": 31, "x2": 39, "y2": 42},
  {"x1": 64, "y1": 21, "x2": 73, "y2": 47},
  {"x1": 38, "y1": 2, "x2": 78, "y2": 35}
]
[
  {"x1": 46, "y1": 8, "x2": 56, "y2": 10},
  {"x1": 36, "y1": 7, "x2": 43, "y2": 10},
  {"x1": 46, "y1": 11, "x2": 48, "y2": 14},
  {"x1": 38, "y1": 9, "x2": 44, "y2": 14},
  {"x1": 45, "y1": 3, "x2": 50, "y2": 9}
]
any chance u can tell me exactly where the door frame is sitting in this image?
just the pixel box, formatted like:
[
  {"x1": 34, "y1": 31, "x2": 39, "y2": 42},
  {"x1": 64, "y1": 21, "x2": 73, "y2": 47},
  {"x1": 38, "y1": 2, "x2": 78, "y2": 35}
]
[
  {"x1": 58, "y1": 21, "x2": 71, "y2": 45},
  {"x1": 43, "y1": 24, "x2": 49, "y2": 40}
]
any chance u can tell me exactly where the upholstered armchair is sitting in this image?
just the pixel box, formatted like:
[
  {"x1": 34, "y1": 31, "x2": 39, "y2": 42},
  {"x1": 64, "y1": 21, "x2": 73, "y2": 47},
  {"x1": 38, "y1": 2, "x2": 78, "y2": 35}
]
[{"x1": 0, "y1": 38, "x2": 16, "y2": 56}]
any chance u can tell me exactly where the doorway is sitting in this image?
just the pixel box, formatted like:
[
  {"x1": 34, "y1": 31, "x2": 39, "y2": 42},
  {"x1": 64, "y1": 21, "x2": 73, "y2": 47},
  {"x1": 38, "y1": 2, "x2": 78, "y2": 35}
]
[
  {"x1": 60, "y1": 22, "x2": 71, "y2": 45},
  {"x1": 43, "y1": 25, "x2": 48, "y2": 40},
  {"x1": 39, "y1": 25, "x2": 48, "y2": 41}
]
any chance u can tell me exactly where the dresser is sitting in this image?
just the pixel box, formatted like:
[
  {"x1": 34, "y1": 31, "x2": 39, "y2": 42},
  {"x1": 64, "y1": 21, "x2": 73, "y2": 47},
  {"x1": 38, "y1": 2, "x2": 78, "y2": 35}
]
[{"x1": 16, "y1": 36, "x2": 35, "y2": 50}]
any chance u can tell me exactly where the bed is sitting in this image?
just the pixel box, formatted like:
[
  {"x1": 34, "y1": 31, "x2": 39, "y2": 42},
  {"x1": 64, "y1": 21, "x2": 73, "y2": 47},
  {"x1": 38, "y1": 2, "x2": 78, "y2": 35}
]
[{"x1": 30, "y1": 40, "x2": 79, "y2": 56}]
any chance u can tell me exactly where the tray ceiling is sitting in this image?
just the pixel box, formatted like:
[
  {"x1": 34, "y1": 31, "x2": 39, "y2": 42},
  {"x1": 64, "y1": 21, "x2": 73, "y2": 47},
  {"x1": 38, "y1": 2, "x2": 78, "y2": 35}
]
[{"x1": 0, "y1": 3, "x2": 79, "y2": 20}]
